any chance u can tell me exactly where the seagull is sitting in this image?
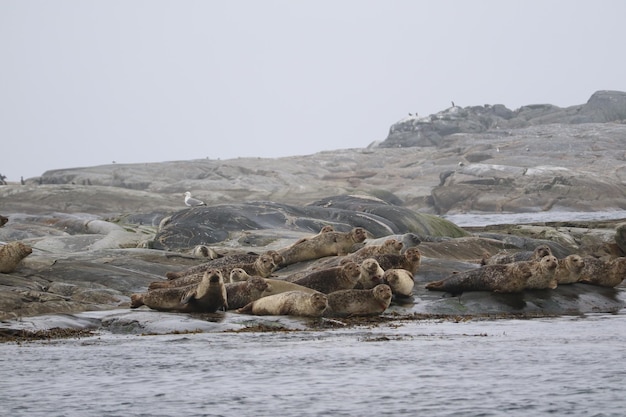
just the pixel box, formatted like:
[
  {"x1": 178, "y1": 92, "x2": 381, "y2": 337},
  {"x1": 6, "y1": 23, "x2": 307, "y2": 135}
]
[{"x1": 184, "y1": 191, "x2": 206, "y2": 207}]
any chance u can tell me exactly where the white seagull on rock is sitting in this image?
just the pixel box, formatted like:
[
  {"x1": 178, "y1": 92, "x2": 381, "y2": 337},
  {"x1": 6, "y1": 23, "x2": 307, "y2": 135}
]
[{"x1": 184, "y1": 191, "x2": 206, "y2": 207}]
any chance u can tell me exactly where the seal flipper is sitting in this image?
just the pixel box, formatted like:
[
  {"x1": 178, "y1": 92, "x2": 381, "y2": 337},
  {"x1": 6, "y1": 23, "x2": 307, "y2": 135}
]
[{"x1": 180, "y1": 289, "x2": 197, "y2": 305}]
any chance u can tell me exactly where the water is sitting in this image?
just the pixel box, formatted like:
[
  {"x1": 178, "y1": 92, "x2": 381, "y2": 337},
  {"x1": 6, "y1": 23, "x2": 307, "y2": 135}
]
[
  {"x1": 2, "y1": 313, "x2": 626, "y2": 417},
  {"x1": 443, "y1": 210, "x2": 626, "y2": 227}
]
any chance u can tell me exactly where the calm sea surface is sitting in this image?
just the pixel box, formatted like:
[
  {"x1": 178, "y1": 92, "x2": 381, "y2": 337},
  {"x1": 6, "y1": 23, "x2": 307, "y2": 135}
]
[{"x1": 2, "y1": 313, "x2": 626, "y2": 417}]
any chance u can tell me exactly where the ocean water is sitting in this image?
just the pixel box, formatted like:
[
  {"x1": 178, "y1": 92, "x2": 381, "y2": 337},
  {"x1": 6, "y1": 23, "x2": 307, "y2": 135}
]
[{"x1": 2, "y1": 313, "x2": 626, "y2": 417}]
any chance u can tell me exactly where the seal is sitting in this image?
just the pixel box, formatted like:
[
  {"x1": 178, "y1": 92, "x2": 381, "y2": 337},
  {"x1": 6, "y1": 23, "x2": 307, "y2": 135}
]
[
  {"x1": 523, "y1": 255, "x2": 558, "y2": 290},
  {"x1": 324, "y1": 284, "x2": 393, "y2": 317},
  {"x1": 554, "y1": 254, "x2": 586, "y2": 284},
  {"x1": 224, "y1": 275, "x2": 271, "y2": 310},
  {"x1": 278, "y1": 227, "x2": 368, "y2": 266},
  {"x1": 481, "y1": 244, "x2": 553, "y2": 266},
  {"x1": 356, "y1": 247, "x2": 421, "y2": 274},
  {"x1": 130, "y1": 269, "x2": 227, "y2": 313},
  {"x1": 0, "y1": 214, "x2": 8, "y2": 228},
  {"x1": 356, "y1": 258, "x2": 385, "y2": 289},
  {"x1": 236, "y1": 290, "x2": 329, "y2": 317},
  {"x1": 382, "y1": 269, "x2": 415, "y2": 297},
  {"x1": 0, "y1": 241, "x2": 33, "y2": 273},
  {"x1": 577, "y1": 256, "x2": 626, "y2": 287},
  {"x1": 229, "y1": 267, "x2": 321, "y2": 296},
  {"x1": 165, "y1": 250, "x2": 281, "y2": 280},
  {"x1": 426, "y1": 256, "x2": 558, "y2": 294},
  {"x1": 291, "y1": 261, "x2": 361, "y2": 294},
  {"x1": 346, "y1": 238, "x2": 404, "y2": 264},
  {"x1": 191, "y1": 245, "x2": 221, "y2": 259}
]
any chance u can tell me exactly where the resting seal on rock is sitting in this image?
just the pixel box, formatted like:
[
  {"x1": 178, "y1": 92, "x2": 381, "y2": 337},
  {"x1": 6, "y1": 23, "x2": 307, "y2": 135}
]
[
  {"x1": 166, "y1": 250, "x2": 281, "y2": 280},
  {"x1": 426, "y1": 256, "x2": 558, "y2": 294},
  {"x1": 236, "y1": 290, "x2": 328, "y2": 317},
  {"x1": 578, "y1": 256, "x2": 626, "y2": 287},
  {"x1": 382, "y1": 269, "x2": 415, "y2": 297},
  {"x1": 131, "y1": 269, "x2": 227, "y2": 313},
  {"x1": 291, "y1": 261, "x2": 361, "y2": 294},
  {"x1": 523, "y1": 255, "x2": 559, "y2": 290},
  {"x1": 345, "y1": 238, "x2": 404, "y2": 264},
  {"x1": 278, "y1": 227, "x2": 368, "y2": 266},
  {"x1": 324, "y1": 284, "x2": 393, "y2": 317},
  {"x1": 554, "y1": 255, "x2": 586, "y2": 284},
  {"x1": 224, "y1": 275, "x2": 271, "y2": 310},
  {"x1": 0, "y1": 241, "x2": 33, "y2": 273},
  {"x1": 356, "y1": 258, "x2": 385, "y2": 289},
  {"x1": 153, "y1": 253, "x2": 278, "y2": 290},
  {"x1": 354, "y1": 247, "x2": 421, "y2": 274},
  {"x1": 191, "y1": 245, "x2": 221, "y2": 259},
  {"x1": 481, "y1": 244, "x2": 553, "y2": 266},
  {"x1": 230, "y1": 268, "x2": 323, "y2": 296}
]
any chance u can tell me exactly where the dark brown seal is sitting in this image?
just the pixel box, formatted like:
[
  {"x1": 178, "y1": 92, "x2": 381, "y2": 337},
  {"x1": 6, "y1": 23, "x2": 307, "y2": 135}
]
[
  {"x1": 278, "y1": 227, "x2": 368, "y2": 266},
  {"x1": 236, "y1": 290, "x2": 329, "y2": 317},
  {"x1": 481, "y1": 244, "x2": 553, "y2": 266},
  {"x1": 0, "y1": 214, "x2": 8, "y2": 228},
  {"x1": 324, "y1": 284, "x2": 393, "y2": 317},
  {"x1": 577, "y1": 256, "x2": 626, "y2": 287},
  {"x1": 426, "y1": 256, "x2": 558, "y2": 294},
  {"x1": 291, "y1": 261, "x2": 361, "y2": 294},
  {"x1": 0, "y1": 241, "x2": 33, "y2": 273},
  {"x1": 130, "y1": 269, "x2": 227, "y2": 313},
  {"x1": 224, "y1": 275, "x2": 271, "y2": 310}
]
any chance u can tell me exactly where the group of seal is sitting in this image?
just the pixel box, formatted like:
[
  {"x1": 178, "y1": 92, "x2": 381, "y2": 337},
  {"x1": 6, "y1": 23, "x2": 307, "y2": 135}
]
[
  {"x1": 133, "y1": 226, "x2": 421, "y2": 317},
  {"x1": 428, "y1": 243, "x2": 626, "y2": 295}
]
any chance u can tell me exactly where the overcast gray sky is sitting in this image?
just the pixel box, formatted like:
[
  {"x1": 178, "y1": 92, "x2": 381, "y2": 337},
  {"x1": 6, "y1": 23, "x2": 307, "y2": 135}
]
[{"x1": 2, "y1": 1, "x2": 625, "y2": 181}]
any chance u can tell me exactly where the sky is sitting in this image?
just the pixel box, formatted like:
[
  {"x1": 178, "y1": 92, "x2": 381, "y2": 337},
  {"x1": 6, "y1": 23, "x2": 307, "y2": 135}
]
[{"x1": 1, "y1": 1, "x2": 626, "y2": 181}]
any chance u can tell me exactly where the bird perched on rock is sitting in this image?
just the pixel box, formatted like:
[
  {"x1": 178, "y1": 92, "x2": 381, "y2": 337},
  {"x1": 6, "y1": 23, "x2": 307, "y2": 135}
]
[{"x1": 184, "y1": 191, "x2": 206, "y2": 207}]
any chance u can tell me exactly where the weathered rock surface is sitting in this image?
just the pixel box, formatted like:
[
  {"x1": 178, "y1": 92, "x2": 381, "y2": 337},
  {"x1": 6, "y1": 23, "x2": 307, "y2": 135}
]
[{"x1": 1, "y1": 90, "x2": 626, "y2": 336}]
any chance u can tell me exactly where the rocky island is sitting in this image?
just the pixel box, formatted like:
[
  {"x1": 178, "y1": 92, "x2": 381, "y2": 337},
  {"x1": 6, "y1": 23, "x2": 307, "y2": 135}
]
[{"x1": 1, "y1": 90, "x2": 625, "y2": 339}]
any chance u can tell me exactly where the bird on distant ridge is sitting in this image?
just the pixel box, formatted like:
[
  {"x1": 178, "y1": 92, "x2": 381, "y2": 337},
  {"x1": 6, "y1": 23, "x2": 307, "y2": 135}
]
[{"x1": 184, "y1": 191, "x2": 206, "y2": 207}]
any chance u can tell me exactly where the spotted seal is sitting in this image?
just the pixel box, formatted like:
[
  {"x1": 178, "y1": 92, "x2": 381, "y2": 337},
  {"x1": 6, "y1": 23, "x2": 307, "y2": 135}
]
[
  {"x1": 481, "y1": 244, "x2": 553, "y2": 266},
  {"x1": 577, "y1": 256, "x2": 626, "y2": 287},
  {"x1": 165, "y1": 250, "x2": 281, "y2": 280},
  {"x1": 554, "y1": 255, "x2": 586, "y2": 284},
  {"x1": 236, "y1": 291, "x2": 328, "y2": 317},
  {"x1": 352, "y1": 247, "x2": 421, "y2": 274},
  {"x1": 278, "y1": 227, "x2": 368, "y2": 266},
  {"x1": 324, "y1": 284, "x2": 393, "y2": 317},
  {"x1": 426, "y1": 256, "x2": 558, "y2": 294},
  {"x1": 0, "y1": 241, "x2": 33, "y2": 273},
  {"x1": 345, "y1": 238, "x2": 404, "y2": 264},
  {"x1": 291, "y1": 261, "x2": 361, "y2": 294},
  {"x1": 229, "y1": 267, "x2": 320, "y2": 296},
  {"x1": 224, "y1": 275, "x2": 271, "y2": 310},
  {"x1": 130, "y1": 269, "x2": 227, "y2": 313}
]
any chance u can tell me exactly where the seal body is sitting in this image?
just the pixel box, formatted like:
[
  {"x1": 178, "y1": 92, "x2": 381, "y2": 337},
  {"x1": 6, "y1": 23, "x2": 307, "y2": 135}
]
[
  {"x1": 0, "y1": 241, "x2": 33, "y2": 273},
  {"x1": 481, "y1": 244, "x2": 552, "y2": 266},
  {"x1": 382, "y1": 269, "x2": 415, "y2": 297},
  {"x1": 237, "y1": 291, "x2": 329, "y2": 317},
  {"x1": 554, "y1": 255, "x2": 585, "y2": 284},
  {"x1": 278, "y1": 227, "x2": 368, "y2": 266},
  {"x1": 225, "y1": 276, "x2": 270, "y2": 310},
  {"x1": 427, "y1": 256, "x2": 558, "y2": 294},
  {"x1": 346, "y1": 238, "x2": 404, "y2": 264},
  {"x1": 356, "y1": 258, "x2": 385, "y2": 289},
  {"x1": 324, "y1": 284, "x2": 393, "y2": 317},
  {"x1": 578, "y1": 256, "x2": 626, "y2": 287},
  {"x1": 131, "y1": 269, "x2": 227, "y2": 313},
  {"x1": 291, "y1": 261, "x2": 360, "y2": 294},
  {"x1": 166, "y1": 251, "x2": 281, "y2": 280},
  {"x1": 364, "y1": 247, "x2": 421, "y2": 274}
]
